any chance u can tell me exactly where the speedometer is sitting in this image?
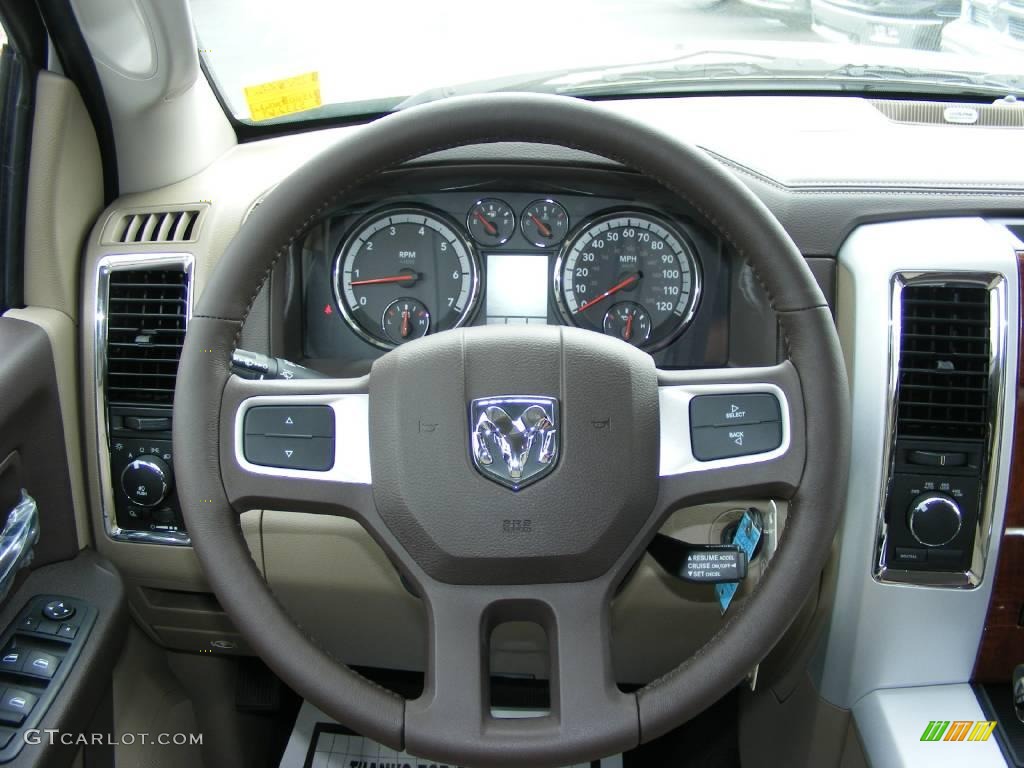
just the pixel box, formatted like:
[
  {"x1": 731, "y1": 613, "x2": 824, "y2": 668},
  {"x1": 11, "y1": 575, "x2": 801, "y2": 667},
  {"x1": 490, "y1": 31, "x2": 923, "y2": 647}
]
[
  {"x1": 333, "y1": 206, "x2": 480, "y2": 349},
  {"x1": 555, "y1": 212, "x2": 701, "y2": 351}
]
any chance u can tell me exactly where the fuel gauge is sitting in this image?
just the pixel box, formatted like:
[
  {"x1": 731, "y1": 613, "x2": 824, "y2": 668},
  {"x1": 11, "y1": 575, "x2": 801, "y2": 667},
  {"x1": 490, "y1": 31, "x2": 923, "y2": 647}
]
[{"x1": 467, "y1": 199, "x2": 515, "y2": 246}]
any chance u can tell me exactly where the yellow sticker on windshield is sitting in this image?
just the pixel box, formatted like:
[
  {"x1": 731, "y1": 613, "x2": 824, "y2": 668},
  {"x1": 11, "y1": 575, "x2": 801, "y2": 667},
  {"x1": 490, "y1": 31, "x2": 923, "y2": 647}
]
[{"x1": 244, "y1": 72, "x2": 321, "y2": 122}]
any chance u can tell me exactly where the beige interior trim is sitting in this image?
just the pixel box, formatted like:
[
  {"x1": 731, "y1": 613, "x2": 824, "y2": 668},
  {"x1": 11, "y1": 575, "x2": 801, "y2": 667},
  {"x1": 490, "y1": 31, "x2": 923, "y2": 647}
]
[
  {"x1": 24, "y1": 72, "x2": 103, "y2": 321},
  {"x1": 4, "y1": 306, "x2": 91, "y2": 548}
]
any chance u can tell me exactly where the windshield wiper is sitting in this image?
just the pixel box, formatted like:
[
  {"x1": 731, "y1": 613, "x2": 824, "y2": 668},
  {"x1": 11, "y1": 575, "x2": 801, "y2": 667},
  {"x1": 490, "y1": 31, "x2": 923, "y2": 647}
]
[
  {"x1": 393, "y1": 50, "x2": 1024, "y2": 112},
  {"x1": 553, "y1": 58, "x2": 1024, "y2": 99}
]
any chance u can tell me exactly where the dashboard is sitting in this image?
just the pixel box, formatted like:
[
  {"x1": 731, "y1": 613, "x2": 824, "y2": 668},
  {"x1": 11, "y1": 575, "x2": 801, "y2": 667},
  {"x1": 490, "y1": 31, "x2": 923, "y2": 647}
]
[
  {"x1": 292, "y1": 172, "x2": 739, "y2": 372},
  {"x1": 74, "y1": 93, "x2": 1024, "y2": 767}
]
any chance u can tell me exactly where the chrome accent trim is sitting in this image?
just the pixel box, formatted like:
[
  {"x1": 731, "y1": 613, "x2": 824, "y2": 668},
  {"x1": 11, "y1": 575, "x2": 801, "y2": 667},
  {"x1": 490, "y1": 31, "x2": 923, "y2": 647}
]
[
  {"x1": 658, "y1": 383, "x2": 790, "y2": 477},
  {"x1": 0, "y1": 491, "x2": 39, "y2": 602},
  {"x1": 234, "y1": 394, "x2": 371, "y2": 484},
  {"x1": 469, "y1": 395, "x2": 559, "y2": 490},
  {"x1": 874, "y1": 271, "x2": 1008, "y2": 588},
  {"x1": 1006, "y1": 527, "x2": 1024, "y2": 537},
  {"x1": 94, "y1": 253, "x2": 194, "y2": 546}
]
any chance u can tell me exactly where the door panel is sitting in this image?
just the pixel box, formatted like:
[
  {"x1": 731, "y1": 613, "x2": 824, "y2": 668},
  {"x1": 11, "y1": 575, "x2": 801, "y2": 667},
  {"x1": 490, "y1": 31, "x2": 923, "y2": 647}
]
[{"x1": 0, "y1": 316, "x2": 79, "y2": 568}]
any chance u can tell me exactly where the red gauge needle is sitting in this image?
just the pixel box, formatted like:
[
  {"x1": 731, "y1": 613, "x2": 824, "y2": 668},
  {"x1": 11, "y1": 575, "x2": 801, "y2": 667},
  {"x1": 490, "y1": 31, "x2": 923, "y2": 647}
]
[
  {"x1": 530, "y1": 214, "x2": 552, "y2": 238},
  {"x1": 473, "y1": 211, "x2": 498, "y2": 236},
  {"x1": 400, "y1": 310, "x2": 411, "y2": 338},
  {"x1": 624, "y1": 312, "x2": 634, "y2": 341},
  {"x1": 575, "y1": 273, "x2": 640, "y2": 314},
  {"x1": 349, "y1": 273, "x2": 418, "y2": 286}
]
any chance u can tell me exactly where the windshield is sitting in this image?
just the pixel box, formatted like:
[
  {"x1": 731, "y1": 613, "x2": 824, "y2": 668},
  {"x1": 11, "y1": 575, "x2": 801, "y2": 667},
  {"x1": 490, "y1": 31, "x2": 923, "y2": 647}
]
[{"x1": 190, "y1": 0, "x2": 1024, "y2": 124}]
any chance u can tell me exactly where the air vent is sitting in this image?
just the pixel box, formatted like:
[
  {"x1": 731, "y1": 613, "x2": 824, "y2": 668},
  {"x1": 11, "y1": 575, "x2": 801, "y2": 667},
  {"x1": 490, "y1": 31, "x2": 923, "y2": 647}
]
[
  {"x1": 104, "y1": 266, "x2": 190, "y2": 407},
  {"x1": 896, "y1": 284, "x2": 991, "y2": 441},
  {"x1": 102, "y1": 206, "x2": 206, "y2": 245}
]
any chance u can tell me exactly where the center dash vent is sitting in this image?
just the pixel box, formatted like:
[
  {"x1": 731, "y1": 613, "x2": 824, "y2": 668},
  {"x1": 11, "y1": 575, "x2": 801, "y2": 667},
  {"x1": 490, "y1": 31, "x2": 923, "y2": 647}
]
[
  {"x1": 102, "y1": 205, "x2": 206, "y2": 245},
  {"x1": 896, "y1": 284, "x2": 991, "y2": 441},
  {"x1": 104, "y1": 265, "x2": 190, "y2": 407}
]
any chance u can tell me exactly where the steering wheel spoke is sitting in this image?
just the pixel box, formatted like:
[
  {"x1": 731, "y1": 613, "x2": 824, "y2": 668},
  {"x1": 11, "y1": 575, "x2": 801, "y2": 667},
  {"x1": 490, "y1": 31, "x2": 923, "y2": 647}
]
[
  {"x1": 657, "y1": 362, "x2": 806, "y2": 511},
  {"x1": 405, "y1": 582, "x2": 638, "y2": 767},
  {"x1": 218, "y1": 374, "x2": 374, "y2": 518}
]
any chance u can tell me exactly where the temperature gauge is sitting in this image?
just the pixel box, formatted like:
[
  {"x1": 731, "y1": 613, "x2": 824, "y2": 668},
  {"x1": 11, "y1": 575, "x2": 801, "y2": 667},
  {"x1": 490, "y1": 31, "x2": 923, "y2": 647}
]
[
  {"x1": 382, "y1": 298, "x2": 430, "y2": 345},
  {"x1": 521, "y1": 199, "x2": 569, "y2": 248},
  {"x1": 603, "y1": 302, "x2": 651, "y2": 346},
  {"x1": 467, "y1": 199, "x2": 515, "y2": 246}
]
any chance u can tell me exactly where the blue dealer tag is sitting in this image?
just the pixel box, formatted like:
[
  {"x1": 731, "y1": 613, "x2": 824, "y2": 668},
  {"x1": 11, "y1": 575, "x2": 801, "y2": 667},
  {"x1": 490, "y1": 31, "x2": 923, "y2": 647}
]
[{"x1": 716, "y1": 510, "x2": 762, "y2": 614}]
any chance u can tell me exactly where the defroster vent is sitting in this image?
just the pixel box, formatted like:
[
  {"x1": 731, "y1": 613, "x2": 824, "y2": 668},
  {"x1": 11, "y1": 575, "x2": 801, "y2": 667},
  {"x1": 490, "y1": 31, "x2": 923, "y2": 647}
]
[
  {"x1": 896, "y1": 284, "x2": 991, "y2": 441},
  {"x1": 105, "y1": 267, "x2": 190, "y2": 407}
]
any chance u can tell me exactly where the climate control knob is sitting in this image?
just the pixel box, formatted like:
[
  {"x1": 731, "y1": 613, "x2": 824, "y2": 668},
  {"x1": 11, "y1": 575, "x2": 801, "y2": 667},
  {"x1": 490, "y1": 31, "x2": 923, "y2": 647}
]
[
  {"x1": 907, "y1": 492, "x2": 962, "y2": 547},
  {"x1": 121, "y1": 456, "x2": 172, "y2": 508}
]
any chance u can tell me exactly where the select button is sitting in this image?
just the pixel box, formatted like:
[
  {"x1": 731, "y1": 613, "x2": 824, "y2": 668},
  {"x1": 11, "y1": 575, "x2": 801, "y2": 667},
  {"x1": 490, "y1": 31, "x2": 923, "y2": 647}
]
[
  {"x1": 690, "y1": 394, "x2": 781, "y2": 428},
  {"x1": 244, "y1": 435, "x2": 334, "y2": 471}
]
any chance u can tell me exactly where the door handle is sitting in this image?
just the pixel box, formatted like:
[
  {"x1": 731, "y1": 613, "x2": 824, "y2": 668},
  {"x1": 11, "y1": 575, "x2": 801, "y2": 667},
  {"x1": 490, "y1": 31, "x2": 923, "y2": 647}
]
[{"x1": 0, "y1": 491, "x2": 39, "y2": 602}]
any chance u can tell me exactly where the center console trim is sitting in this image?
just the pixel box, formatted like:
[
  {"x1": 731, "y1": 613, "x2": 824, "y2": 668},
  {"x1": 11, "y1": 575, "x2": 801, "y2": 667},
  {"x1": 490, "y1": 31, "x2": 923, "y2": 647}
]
[
  {"x1": 874, "y1": 271, "x2": 1008, "y2": 588},
  {"x1": 94, "y1": 253, "x2": 194, "y2": 546}
]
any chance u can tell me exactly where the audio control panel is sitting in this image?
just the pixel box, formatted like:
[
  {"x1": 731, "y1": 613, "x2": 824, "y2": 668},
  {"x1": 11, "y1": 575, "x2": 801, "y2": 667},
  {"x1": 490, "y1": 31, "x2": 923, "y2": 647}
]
[
  {"x1": 107, "y1": 406, "x2": 185, "y2": 536},
  {"x1": 883, "y1": 439, "x2": 984, "y2": 573}
]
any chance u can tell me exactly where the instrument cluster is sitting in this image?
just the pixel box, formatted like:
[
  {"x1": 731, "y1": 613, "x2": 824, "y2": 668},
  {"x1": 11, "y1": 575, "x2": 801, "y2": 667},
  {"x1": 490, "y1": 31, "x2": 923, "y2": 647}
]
[{"x1": 330, "y1": 196, "x2": 703, "y2": 354}]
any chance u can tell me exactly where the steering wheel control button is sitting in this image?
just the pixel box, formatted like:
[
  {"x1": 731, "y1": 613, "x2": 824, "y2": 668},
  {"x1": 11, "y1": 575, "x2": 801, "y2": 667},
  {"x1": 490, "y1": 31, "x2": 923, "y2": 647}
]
[
  {"x1": 689, "y1": 393, "x2": 781, "y2": 428},
  {"x1": 244, "y1": 435, "x2": 334, "y2": 471},
  {"x1": 243, "y1": 405, "x2": 335, "y2": 438},
  {"x1": 690, "y1": 421, "x2": 782, "y2": 461},
  {"x1": 42, "y1": 600, "x2": 74, "y2": 622},
  {"x1": 22, "y1": 650, "x2": 58, "y2": 679}
]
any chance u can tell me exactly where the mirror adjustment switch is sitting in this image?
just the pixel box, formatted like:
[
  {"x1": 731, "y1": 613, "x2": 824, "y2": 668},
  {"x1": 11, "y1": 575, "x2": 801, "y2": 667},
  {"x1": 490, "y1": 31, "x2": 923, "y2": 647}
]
[{"x1": 42, "y1": 600, "x2": 74, "y2": 622}]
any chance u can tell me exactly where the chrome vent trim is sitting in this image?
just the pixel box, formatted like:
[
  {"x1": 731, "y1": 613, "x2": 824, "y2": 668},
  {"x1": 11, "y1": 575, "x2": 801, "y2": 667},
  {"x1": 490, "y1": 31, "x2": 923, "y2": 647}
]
[
  {"x1": 95, "y1": 254, "x2": 194, "y2": 546},
  {"x1": 874, "y1": 272, "x2": 1008, "y2": 587}
]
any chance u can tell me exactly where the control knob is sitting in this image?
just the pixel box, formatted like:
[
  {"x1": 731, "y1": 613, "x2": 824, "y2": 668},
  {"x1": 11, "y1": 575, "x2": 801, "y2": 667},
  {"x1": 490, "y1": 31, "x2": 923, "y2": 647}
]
[
  {"x1": 121, "y1": 456, "x2": 172, "y2": 508},
  {"x1": 907, "y1": 492, "x2": 962, "y2": 547}
]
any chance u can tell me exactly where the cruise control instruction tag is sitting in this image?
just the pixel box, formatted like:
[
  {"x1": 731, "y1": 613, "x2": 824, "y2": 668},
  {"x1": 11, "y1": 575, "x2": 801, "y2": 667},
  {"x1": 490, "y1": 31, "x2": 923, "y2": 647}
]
[{"x1": 716, "y1": 510, "x2": 762, "y2": 614}]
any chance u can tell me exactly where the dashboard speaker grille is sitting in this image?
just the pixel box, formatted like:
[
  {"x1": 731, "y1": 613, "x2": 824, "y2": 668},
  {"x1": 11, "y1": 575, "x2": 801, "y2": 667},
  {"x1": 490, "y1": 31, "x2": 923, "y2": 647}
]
[
  {"x1": 896, "y1": 284, "x2": 991, "y2": 441},
  {"x1": 105, "y1": 267, "x2": 189, "y2": 407}
]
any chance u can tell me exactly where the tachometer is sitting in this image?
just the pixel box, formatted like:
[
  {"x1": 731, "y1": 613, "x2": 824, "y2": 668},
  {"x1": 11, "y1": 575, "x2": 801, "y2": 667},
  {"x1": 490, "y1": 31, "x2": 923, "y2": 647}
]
[
  {"x1": 555, "y1": 212, "x2": 700, "y2": 351},
  {"x1": 333, "y1": 207, "x2": 480, "y2": 349}
]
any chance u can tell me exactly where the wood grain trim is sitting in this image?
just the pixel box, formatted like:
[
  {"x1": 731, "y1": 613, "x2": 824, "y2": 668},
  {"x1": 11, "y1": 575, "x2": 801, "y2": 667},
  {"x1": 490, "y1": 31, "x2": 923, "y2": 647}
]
[{"x1": 973, "y1": 251, "x2": 1024, "y2": 684}]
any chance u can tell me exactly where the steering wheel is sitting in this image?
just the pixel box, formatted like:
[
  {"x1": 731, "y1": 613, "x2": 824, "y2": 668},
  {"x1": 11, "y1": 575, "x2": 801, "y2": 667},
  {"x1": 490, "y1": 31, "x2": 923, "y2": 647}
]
[{"x1": 173, "y1": 93, "x2": 848, "y2": 768}]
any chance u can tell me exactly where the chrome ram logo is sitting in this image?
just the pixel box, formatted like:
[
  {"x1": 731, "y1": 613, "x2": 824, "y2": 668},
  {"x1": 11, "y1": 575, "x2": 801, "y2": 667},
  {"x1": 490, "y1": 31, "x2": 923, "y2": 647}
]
[{"x1": 469, "y1": 396, "x2": 558, "y2": 490}]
